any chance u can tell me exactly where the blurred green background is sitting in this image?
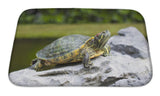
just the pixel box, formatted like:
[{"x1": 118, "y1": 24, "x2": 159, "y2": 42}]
[
  {"x1": 9, "y1": 9, "x2": 147, "y2": 73},
  {"x1": 19, "y1": 9, "x2": 144, "y2": 24}
]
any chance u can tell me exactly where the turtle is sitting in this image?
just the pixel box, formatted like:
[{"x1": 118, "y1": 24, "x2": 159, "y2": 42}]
[{"x1": 31, "y1": 30, "x2": 111, "y2": 71}]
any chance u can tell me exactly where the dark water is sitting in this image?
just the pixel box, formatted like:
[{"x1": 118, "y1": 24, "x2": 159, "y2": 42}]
[{"x1": 9, "y1": 38, "x2": 56, "y2": 73}]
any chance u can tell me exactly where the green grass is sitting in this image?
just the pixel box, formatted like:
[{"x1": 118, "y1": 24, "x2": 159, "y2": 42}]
[{"x1": 15, "y1": 23, "x2": 147, "y2": 39}]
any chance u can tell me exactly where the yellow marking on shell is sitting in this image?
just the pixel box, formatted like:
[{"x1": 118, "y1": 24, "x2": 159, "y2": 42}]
[
  {"x1": 80, "y1": 44, "x2": 85, "y2": 48},
  {"x1": 46, "y1": 37, "x2": 101, "y2": 64},
  {"x1": 74, "y1": 48, "x2": 80, "y2": 54},
  {"x1": 58, "y1": 56, "x2": 63, "y2": 62},
  {"x1": 51, "y1": 48, "x2": 81, "y2": 64},
  {"x1": 38, "y1": 63, "x2": 43, "y2": 68},
  {"x1": 84, "y1": 37, "x2": 94, "y2": 44}
]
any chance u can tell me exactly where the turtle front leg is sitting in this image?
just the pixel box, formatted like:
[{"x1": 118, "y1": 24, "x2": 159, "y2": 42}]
[
  {"x1": 103, "y1": 44, "x2": 110, "y2": 57},
  {"x1": 82, "y1": 51, "x2": 93, "y2": 68}
]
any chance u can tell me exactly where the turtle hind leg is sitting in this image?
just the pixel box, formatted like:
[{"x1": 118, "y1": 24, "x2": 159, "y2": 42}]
[
  {"x1": 31, "y1": 59, "x2": 56, "y2": 71},
  {"x1": 82, "y1": 51, "x2": 93, "y2": 68},
  {"x1": 37, "y1": 60, "x2": 57, "y2": 71}
]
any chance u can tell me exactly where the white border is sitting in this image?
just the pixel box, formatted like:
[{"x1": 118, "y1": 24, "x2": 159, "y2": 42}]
[{"x1": 0, "y1": 0, "x2": 160, "y2": 96}]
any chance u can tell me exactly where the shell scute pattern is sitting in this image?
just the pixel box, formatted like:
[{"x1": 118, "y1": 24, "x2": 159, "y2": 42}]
[{"x1": 36, "y1": 35, "x2": 90, "y2": 59}]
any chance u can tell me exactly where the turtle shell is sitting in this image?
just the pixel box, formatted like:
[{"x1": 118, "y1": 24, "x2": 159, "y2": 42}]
[{"x1": 36, "y1": 34, "x2": 90, "y2": 59}]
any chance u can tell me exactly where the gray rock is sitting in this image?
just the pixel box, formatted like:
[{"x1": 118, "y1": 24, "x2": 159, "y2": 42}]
[
  {"x1": 108, "y1": 27, "x2": 149, "y2": 59},
  {"x1": 9, "y1": 27, "x2": 152, "y2": 87}
]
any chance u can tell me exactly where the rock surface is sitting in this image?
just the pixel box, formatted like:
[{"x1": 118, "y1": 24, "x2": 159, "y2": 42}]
[
  {"x1": 108, "y1": 27, "x2": 149, "y2": 59},
  {"x1": 9, "y1": 27, "x2": 152, "y2": 86}
]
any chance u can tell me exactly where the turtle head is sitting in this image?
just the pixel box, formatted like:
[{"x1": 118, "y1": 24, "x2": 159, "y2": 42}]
[{"x1": 94, "y1": 30, "x2": 111, "y2": 49}]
